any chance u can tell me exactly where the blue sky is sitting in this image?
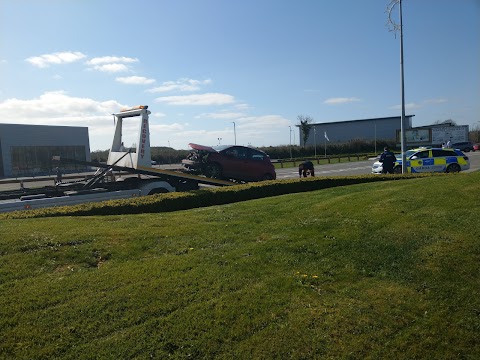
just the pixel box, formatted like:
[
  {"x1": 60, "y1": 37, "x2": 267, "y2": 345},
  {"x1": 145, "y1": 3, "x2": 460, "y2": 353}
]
[{"x1": 0, "y1": 0, "x2": 478, "y2": 151}]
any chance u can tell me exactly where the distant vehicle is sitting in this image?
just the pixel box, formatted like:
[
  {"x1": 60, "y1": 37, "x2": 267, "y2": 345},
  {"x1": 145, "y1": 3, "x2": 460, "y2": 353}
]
[
  {"x1": 473, "y1": 143, "x2": 480, "y2": 152},
  {"x1": 451, "y1": 141, "x2": 474, "y2": 152},
  {"x1": 382, "y1": 147, "x2": 470, "y2": 174},
  {"x1": 182, "y1": 143, "x2": 276, "y2": 182}
]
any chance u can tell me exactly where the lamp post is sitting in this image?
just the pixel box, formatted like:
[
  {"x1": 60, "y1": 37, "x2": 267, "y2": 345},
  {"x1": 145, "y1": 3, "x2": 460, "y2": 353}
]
[
  {"x1": 232, "y1": 122, "x2": 236, "y2": 145},
  {"x1": 388, "y1": 0, "x2": 407, "y2": 173},
  {"x1": 289, "y1": 126, "x2": 293, "y2": 159},
  {"x1": 217, "y1": 137, "x2": 222, "y2": 145},
  {"x1": 314, "y1": 127, "x2": 317, "y2": 157}
]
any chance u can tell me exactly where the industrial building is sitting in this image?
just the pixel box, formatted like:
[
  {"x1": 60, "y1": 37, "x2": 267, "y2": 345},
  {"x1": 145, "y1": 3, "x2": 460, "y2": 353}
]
[
  {"x1": 0, "y1": 124, "x2": 91, "y2": 178},
  {"x1": 299, "y1": 115, "x2": 414, "y2": 146},
  {"x1": 298, "y1": 116, "x2": 470, "y2": 151}
]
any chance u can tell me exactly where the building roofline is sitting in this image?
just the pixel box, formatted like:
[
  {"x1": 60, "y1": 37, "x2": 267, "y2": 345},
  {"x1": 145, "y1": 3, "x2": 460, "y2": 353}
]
[
  {"x1": 0, "y1": 123, "x2": 88, "y2": 130},
  {"x1": 310, "y1": 115, "x2": 415, "y2": 126}
]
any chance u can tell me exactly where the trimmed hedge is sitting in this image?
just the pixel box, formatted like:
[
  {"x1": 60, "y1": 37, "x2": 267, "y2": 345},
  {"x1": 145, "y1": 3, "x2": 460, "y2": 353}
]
[{"x1": 0, "y1": 173, "x2": 445, "y2": 219}]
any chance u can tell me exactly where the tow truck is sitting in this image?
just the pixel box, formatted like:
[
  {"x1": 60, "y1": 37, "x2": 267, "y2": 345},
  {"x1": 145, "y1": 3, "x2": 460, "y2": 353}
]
[{"x1": 0, "y1": 106, "x2": 234, "y2": 213}]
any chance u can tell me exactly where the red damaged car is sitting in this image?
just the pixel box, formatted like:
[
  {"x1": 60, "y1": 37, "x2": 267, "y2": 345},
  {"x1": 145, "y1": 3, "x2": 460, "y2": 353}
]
[{"x1": 181, "y1": 143, "x2": 276, "y2": 182}]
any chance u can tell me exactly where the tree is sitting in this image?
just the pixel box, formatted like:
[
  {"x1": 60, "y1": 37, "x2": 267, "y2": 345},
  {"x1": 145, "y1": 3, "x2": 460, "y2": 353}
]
[
  {"x1": 431, "y1": 119, "x2": 458, "y2": 126},
  {"x1": 297, "y1": 115, "x2": 314, "y2": 147}
]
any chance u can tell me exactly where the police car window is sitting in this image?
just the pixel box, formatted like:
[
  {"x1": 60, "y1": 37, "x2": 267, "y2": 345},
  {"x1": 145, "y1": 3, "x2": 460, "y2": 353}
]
[
  {"x1": 416, "y1": 150, "x2": 430, "y2": 159},
  {"x1": 433, "y1": 149, "x2": 455, "y2": 157}
]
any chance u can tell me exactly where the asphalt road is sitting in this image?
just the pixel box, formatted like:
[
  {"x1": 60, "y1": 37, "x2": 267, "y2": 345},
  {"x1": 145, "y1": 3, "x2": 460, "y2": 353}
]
[
  {"x1": 1, "y1": 152, "x2": 479, "y2": 191},
  {"x1": 277, "y1": 151, "x2": 480, "y2": 179},
  {"x1": 276, "y1": 160, "x2": 373, "y2": 179}
]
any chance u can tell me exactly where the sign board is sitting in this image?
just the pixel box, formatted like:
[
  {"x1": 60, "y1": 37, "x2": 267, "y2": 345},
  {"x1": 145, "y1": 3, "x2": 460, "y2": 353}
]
[
  {"x1": 405, "y1": 129, "x2": 430, "y2": 143},
  {"x1": 396, "y1": 125, "x2": 469, "y2": 145},
  {"x1": 431, "y1": 126, "x2": 468, "y2": 144}
]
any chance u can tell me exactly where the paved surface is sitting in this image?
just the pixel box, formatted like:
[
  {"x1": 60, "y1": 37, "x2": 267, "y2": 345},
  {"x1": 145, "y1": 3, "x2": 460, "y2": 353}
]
[{"x1": 1, "y1": 152, "x2": 478, "y2": 192}]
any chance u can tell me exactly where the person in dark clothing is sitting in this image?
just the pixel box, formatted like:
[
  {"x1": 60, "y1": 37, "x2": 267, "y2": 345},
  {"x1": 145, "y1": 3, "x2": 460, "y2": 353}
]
[
  {"x1": 299, "y1": 161, "x2": 315, "y2": 178},
  {"x1": 379, "y1": 147, "x2": 397, "y2": 174},
  {"x1": 55, "y1": 167, "x2": 62, "y2": 183}
]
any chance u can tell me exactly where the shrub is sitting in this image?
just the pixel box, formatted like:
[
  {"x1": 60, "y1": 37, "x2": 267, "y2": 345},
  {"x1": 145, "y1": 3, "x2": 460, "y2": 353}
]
[{"x1": 0, "y1": 174, "x2": 440, "y2": 219}]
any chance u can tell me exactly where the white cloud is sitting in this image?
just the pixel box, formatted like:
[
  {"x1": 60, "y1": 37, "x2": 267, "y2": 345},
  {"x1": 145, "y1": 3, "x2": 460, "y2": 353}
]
[
  {"x1": 85, "y1": 56, "x2": 138, "y2": 66},
  {"x1": 390, "y1": 102, "x2": 421, "y2": 110},
  {"x1": 155, "y1": 93, "x2": 235, "y2": 106},
  {"x1": 324, "y1": 97, "x2": 361, "y2": 105},
  {"x1": 0, "y1": 91, "x2": 123, "y2": 118},
  {"x1": 423, "y1": 98, "x2": 448, "y2": 105},
  {"x1": 195, "y1": 111, "x2": 245, "y2": 119},
  {"x1": 163, "y1": 114, "x2": 291, "y2": 148},
  {"x1": 25, "y1": 51, "x2": 87, "y2": 68},
  {"x1": 85, "y1": 56, "x2": 139, "y2": 73},
  {"x1": 236, "y1": 115, "x2": 290, "y2": 130},
  {"x1": 235, "y1": 103, "x2": 250, "y2": 111},
  {"x1": 147, "y1": 78, "x2": 212, "y2": 93},
  {"x1": 91, "y1": 63, "x2": 130, "y2": 73},
  {"x1": 390, "y1": 98, "x2": 448, "y2": 111},
  {"x1": 150, "y1": 123, "x2": 185, "y2": 132},
  {"x1": 116, "y1": 76, "x2": 155, "y2": 85},
  {"x1": 0, "y1": 91, "x2": 127, "y2": 150}
]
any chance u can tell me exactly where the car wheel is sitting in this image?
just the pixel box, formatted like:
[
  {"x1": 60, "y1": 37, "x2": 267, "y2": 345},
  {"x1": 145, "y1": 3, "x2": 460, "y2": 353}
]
[
  {"x1": 393, "y1": 166, "x2": 402, "y2": 174},
  {"x1": 262, "y1": 173, "x2": 274, "y2": 181},
  {"x1": 446, "y1": 163, "x2": 461, "y2": 173},
  {"x1": 205, "y1": 163, "x2": 222, "y2": 178}
]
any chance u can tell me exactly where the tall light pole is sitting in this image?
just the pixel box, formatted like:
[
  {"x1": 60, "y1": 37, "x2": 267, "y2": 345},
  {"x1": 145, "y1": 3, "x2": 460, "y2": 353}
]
[
  {"x1": 388, "y1": 0, "x2": 407, "y2": 173},
  {"x1": 217, "y1": 137, "x2": 222, "y2": 145},
  {"x1": 289, "y1": 126, "x2": 293, "y2": 159},
  {"x1": 232, "y1": 122, "x2": 236, "y2": 145},
  {"x1": 314, "y1": 127, "x2": 317, "y2": 157}
]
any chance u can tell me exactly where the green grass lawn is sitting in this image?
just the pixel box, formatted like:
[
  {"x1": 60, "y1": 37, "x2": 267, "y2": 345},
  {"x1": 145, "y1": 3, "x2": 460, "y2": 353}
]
[{"x1": 1, "y1": 172, "x2": 479, "y2": 359}]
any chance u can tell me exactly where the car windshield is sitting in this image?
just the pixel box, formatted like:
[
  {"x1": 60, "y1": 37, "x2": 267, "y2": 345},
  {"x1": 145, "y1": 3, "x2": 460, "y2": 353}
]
[
  {"x1": 406, "y1": 150, "x2": 416, "y2": 158},
  {"x1": 391, "y1": 151, "x2": 415, "y2": 161},
  {"x1": 211, "y1": 145, "x2": 232, "y2": 152}
]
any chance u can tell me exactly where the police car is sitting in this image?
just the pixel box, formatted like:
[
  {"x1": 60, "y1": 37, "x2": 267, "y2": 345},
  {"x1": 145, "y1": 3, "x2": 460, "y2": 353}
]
[{"x1": 372, "y1": 147, "x2": 470, "y2": 174}]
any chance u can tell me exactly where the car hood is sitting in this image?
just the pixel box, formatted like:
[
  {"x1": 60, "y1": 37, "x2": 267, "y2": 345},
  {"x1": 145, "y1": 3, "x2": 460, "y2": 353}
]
[{"x1": 188, "y1": 143, "x2": 218, "y2": 153}]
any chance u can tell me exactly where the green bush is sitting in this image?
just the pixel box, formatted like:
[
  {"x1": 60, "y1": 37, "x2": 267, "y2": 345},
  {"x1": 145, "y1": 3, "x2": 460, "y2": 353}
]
[{"x1": 0, "y1": 174, "x2": 439, "y2": 219}]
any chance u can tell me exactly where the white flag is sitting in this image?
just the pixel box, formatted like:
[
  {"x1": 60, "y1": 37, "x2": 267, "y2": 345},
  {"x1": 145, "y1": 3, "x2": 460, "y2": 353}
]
[{"x1": 324, "y1": 131, "x2": 330, "y2": 141}]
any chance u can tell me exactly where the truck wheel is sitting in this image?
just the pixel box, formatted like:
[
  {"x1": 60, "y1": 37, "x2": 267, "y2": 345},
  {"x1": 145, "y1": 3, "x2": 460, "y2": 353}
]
[
  {"x1": 148, "y1": 188, "x2": 169, "y2": 195},
  {"x1": 393, "y1": 166, "x2": 402, "y2": 174},
  {"x1": 262, "y1": 174, "x2": 274, "y2": 181}
]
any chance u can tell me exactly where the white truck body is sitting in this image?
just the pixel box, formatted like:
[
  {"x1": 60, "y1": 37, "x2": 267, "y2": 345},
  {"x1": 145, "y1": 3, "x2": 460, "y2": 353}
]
[{"x1": 0, "y1": 106, "x2": 233, "y2": 213}]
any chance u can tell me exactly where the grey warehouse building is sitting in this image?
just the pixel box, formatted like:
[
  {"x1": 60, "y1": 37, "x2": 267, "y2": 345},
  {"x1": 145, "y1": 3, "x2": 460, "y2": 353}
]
[
  {"x1": 0, "y1": 124, "x2": 91, "y2": 178},
  {"x1": 300, "y1": 116, "x2": 414, "y2": 146}
]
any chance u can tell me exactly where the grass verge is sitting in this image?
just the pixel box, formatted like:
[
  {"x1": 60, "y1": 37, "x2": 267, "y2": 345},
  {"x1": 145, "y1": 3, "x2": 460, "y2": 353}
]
[{"x1": 0, "y1": 172, "x2": 479, "y2": 359}]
